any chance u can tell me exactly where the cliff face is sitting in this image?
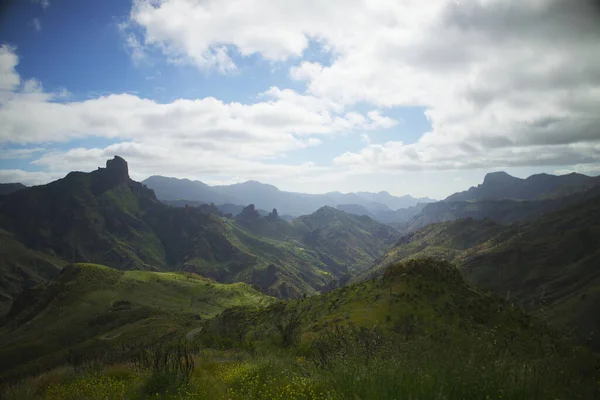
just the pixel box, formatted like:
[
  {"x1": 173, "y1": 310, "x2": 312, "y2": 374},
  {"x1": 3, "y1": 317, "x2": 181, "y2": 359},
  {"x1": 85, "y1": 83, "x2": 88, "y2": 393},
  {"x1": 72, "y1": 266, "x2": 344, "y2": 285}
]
[{"x1": 90, "y1": 156, "x2": 131, "y2": 195}]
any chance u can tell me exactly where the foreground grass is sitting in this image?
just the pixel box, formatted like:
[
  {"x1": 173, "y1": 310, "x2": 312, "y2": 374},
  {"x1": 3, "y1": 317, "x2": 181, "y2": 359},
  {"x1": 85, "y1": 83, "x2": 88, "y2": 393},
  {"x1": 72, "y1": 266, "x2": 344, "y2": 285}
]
[
  {"x1": 2, "y1": 260, "x2": 598, "y2": 399},
  {"x1": 3, "y1": 335, "x2": 598, "y2": 400}
]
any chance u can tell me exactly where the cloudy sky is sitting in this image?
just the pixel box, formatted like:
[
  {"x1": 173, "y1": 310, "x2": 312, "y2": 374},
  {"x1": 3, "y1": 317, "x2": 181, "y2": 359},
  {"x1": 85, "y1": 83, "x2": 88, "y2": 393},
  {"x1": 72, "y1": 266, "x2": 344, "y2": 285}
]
[{"x1": 1, "y1": 0, "x2": 599, "y2": 199}]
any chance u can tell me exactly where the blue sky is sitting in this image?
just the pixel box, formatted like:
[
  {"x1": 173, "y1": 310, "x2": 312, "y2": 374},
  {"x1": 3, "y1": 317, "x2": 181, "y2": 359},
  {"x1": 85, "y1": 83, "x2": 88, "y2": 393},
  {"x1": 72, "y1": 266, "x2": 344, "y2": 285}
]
[{"x1": 1, "y1": 0, "x2": 599, "y2": 199}]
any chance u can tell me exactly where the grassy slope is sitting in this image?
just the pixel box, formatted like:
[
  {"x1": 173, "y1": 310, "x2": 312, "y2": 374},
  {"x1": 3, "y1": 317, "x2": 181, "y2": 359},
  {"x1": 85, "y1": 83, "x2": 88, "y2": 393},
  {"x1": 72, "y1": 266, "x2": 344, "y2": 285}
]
[
  {"x1": 194, "y1": 259, "x2": 598, "y2": 399},
  {"x1": 371, "y1": 195, "x2": 600, "y2": 349},
  {"x1": 1, "y1": 259, "x2": 598, "y2": 399},
  {"x1": 0, "y1": 263, "x2": 274, "y2": 381},
  {"x1": 204, "y1": 259, "x2": 553, "y2": 348}
]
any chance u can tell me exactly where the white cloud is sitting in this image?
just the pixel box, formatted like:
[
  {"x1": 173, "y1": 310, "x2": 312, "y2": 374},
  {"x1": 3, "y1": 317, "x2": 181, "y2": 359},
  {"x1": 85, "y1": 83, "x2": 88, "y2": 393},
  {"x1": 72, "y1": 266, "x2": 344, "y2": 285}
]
[
  {"x1": 0, "y1": 45, "x2": 20, "y2": 92},
  {"x1": 0, "y1": 45, "x2": 394, "y2": 185},
  {"x1": 554, "y1": 164, "x2": 600, "y2": 176},
  {"x1": 29, "y1": 142, "x2": 332, "y2": 185},
  {"x1": 32, "y1": 18, "x2": 42, "y2": 32},
  {"x1": 334, "y1": 141, "x2": 600, "y2": 172},
  {"x1": 0, "y1": 169, "x2": 62, "y2": 186},
  {"x1": 122, "y1": 32, "x2": 145, "y2": 64},
  {"x1": 3, "y1": 1, "x2": 600, "y2": 196},
  {"x1": 0, "y1": 147, "x2": 45, "y2": 159},
  {"x1": 125, "y1": 0, "x2": 600, "y2": 173}
]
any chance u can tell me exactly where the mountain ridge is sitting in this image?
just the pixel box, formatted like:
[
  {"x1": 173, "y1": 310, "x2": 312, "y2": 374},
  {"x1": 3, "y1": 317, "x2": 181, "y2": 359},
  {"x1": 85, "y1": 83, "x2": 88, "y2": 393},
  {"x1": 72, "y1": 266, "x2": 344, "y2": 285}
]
[
  {"x1": 0, "y1": 157, "x2": 400, "y2": 304},
  {"x1": 368, "y1": 192, "x2": 600, "y2": 349},
  {"x1": 445, "y1": 171, "x2": 599, "y2": 202},
  {"x1": 142, "y1": 175, "x2": 435, "y2": 217}
]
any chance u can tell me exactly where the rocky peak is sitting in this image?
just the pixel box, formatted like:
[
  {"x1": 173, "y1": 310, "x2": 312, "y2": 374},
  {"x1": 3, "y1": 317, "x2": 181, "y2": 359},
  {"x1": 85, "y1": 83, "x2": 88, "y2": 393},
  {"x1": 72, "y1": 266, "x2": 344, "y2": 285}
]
[
  {"x1": 238, "y1": 204, "x2": 261, "y2": 220},
  {"x1": 90, "y1": 156, "x2": 131, "y2": 195},
  {"x1": 482, "y1": 171, "x2": 517, "y2": 185},
  {"x1": 105, "y1": 156, "x2": 129, "y2": 181}
]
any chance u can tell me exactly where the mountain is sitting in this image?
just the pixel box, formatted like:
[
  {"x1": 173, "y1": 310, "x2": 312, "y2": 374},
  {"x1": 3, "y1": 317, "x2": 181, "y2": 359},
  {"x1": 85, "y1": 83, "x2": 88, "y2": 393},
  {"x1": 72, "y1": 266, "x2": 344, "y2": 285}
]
[
  {"x1": 142, "y1": 175, "x2": 430, "y2": 217},
  {"x1": 394, "y1": 184, "x2": 600, "y2": 234},
  {"x1": 369, "y1": 193, "x2": 600, "y2": 350},
  {"x1": 0, "y1": 156, "x2": 169, "y2": 271},
  {"x1": 0, "y1": 263, "x2": 273, "y2": 381},
  {"x1": 142, "y1": 176, "x2": 237, "y2": 204},
  {"x1": 335, "y1": 204, "x2": 376, "y2": 219},
  {"x1": 0, "y1": 183, "x2": 27, "y2": 196},
  {"x1": 0, "y1": 157, "x2": 400, "y2": 302},
  {"x1": 292, "y1": 206, "x2": 400, "y2": 273},
  {"x1": 355, "y1": 191, "x2": 436, "y2": 209},
  {"x1": 445, "y1": 171, "x2": 600, "y2": 202}
]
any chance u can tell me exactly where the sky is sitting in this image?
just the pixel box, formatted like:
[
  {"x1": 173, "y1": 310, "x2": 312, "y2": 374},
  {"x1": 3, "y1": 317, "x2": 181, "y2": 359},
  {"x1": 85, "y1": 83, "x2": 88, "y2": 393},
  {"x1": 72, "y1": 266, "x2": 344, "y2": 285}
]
[{"x1": 1, "y1": 0, "x2": 600, "y2": 199}]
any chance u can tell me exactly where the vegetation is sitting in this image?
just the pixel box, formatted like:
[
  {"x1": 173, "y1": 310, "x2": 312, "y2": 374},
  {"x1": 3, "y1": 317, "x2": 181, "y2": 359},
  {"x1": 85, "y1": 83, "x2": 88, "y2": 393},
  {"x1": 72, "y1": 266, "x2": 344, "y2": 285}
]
[
  {"x1": 1, "y1": 259, "x2": 597, "y2": 399},
  {"x1": 0, "y1": 159, "x2": 399, "y2": 301},
  {"x1": 0, "y1": 263, "x2": 273, "y2": 381},
  {"x1": 0, "y1": 229, "x2": 66, "y2": 315},
  {"x1": 372, "y1": 193, "x2": 600, "y2": 350},
  {"x1": 1, "y1": 158, "x2": 599, "y2": 399}
]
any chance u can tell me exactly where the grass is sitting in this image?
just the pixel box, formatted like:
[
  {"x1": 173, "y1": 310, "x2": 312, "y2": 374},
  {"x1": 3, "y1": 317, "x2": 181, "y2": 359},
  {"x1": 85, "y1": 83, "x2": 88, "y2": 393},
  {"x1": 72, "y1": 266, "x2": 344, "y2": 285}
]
[
  {"x1": 2, "y1": 335, "x2": 597, "y2": 400},
  {"x1": 0, "y1": 263, "x2": 274, "y2": 382},
  {"x1": 1, "y1": 259, "x2": 598, "y2": 399}
]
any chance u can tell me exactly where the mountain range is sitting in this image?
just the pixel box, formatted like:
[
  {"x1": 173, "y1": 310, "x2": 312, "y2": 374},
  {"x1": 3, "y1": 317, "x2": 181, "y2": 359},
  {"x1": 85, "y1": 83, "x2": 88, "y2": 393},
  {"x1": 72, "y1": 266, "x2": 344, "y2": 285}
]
[
  {"x1": 0, "y1": 156, "x2": 599, "y2": 397},
  {"x1": 142, "y1": 175, "x2": 435, "y2": 217},
  {"x1": 0, "y1": 157, "x2": 399, "y2": 311},
  {"x1": 445, "y1": 171, "x2": 600, "y2": 202}
]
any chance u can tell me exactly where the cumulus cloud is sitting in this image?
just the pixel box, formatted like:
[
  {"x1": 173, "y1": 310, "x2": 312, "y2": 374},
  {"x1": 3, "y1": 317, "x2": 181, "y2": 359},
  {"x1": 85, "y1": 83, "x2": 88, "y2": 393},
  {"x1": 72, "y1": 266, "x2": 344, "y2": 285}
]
[
  {"x1": 0, "y1": 45, "x2": 393, "y2": 184},
  {"x1": 0, "y1": 45, "x2": 20, "y2": 91},
  {"x1": 3, "y1": 0, "x2": 600, "y2": 193},
  {"x1": 126, "y1": 0, "x2": 600, "y2": 173},
  {"x1": 0, "y1": 169, "x2": 62, "y2": 186},
  {"x1": 0, "y1": 147, "x2": 44, "y2": 159},
  {"x1": 30, "y1": 141, "x2": 332, "y2": 184}
]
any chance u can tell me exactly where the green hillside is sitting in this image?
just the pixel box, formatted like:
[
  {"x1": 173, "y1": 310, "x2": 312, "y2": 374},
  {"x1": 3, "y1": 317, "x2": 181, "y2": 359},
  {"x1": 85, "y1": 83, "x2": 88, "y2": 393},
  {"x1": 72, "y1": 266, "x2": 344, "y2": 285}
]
[
  {"x1": 292, "y1": 206, "x2": 399, "y2": 273},
  {"x1": 0, "y1": 263, "x2": 274, "y2": 381},
  {"x1": 3, "y1": 259, "x2": 596, "y2": 399},
  {"x1": 371, "y1": 194, "x2": 600, "y2": 349}
]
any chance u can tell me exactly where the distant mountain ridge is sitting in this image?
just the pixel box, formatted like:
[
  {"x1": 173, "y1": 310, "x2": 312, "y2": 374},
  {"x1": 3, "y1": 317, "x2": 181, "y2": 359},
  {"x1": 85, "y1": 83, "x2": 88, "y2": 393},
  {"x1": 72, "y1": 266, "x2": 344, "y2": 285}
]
[
  {"x1": 445, "y1": 171, "x2": 599, "y2": 202},
  {"x1": 142, "y1": 175, "x2": 435, "y2": 217},
  {"x1": 387, "y1": 171, "x2": 600, "y2": 234}
]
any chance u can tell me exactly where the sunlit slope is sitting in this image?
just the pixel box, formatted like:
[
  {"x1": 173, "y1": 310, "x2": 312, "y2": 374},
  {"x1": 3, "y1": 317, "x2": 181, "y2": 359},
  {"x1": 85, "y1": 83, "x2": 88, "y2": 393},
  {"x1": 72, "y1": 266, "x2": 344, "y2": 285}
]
[{"x1": 0, "y1": 263, "x2": 274, "y2": 381}]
